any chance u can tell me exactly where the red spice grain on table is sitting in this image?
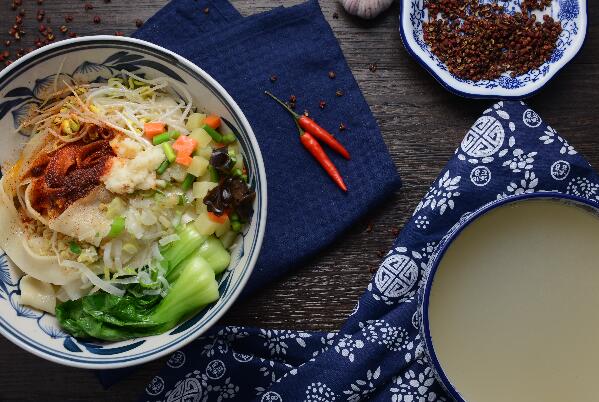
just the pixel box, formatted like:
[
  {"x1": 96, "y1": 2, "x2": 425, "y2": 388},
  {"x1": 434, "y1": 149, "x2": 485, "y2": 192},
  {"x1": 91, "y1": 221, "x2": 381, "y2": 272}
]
[{"x1": 423, "y1": 0, "x2": 562, "y2": 81}]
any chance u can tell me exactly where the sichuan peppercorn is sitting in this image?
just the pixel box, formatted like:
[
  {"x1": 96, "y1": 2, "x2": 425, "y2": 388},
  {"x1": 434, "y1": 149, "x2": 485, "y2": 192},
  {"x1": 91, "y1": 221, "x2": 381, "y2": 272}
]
[{"x1": 422, "y1": 0, "x2": 562, "y2": 81}]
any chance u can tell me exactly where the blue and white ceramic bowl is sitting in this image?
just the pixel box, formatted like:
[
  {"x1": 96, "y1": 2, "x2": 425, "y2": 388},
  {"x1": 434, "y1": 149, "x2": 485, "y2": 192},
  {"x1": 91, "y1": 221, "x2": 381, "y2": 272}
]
[
  {"x1": 0, "y1": 36, "x2": 267, "y2": 369},
  {"x1": 420, "y1": 193, "x2": 598, "y2": 401},
  {"x1": 399, "y1": 0, "x2": 587, "y2": 99}
]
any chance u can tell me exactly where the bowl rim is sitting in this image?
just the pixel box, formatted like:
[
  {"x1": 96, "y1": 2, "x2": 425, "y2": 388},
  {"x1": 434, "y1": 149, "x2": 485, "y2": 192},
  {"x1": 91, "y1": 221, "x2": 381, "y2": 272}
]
[
  {"x1": 421, "y1": 192, "x2": 599, "y2": 401},
  {"x1": 398, "y1": 0, "x2": 588, "y2": 99},
  {"x1": 0, "y1": 35, "x2": 268, "y2": 369}
]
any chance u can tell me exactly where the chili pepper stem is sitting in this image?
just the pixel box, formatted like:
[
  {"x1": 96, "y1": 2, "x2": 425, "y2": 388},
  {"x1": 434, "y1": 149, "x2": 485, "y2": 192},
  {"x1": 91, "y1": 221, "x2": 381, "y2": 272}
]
[{"x1": 264, "y1": 91, "x2": 301, "y2": 120}]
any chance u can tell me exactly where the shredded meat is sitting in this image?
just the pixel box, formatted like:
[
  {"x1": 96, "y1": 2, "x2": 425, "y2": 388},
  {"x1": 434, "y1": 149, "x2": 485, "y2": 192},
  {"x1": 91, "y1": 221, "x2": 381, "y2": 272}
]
[{"x1": 23, "y1": 127, "x2": 116, "y2": 218}]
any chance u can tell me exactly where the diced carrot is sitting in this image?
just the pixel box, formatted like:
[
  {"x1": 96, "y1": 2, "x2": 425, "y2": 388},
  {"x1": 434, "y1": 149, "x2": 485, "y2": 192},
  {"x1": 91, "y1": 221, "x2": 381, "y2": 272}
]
[
  {"x1": 172, "y1": 135, "x2": 198, "y2": 154},
  {"x1": 207, "y1": 211, "x2": 228, "y2": 224},
  {"x1": 144, "y1": 122, "x2": 166, "y2": 138},
  {"x1": 175, "y1": 154, "x2": 193, "y2": 166},
  {"x1": 203, "y1": 115, "x2": 221, "y2": 129}
]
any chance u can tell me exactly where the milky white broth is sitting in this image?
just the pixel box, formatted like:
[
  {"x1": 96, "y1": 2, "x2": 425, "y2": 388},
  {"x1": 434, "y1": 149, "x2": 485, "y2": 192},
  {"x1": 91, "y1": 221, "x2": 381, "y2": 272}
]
[{"x1": 428, "y1": 199, "x2": 599, "y2": 402}]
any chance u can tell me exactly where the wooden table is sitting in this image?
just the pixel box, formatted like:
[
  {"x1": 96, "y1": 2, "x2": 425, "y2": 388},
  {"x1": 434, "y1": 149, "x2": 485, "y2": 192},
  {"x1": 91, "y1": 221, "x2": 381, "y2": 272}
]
[{"x1": 0, "y1": 1, "x2": 597, "y2": 400}]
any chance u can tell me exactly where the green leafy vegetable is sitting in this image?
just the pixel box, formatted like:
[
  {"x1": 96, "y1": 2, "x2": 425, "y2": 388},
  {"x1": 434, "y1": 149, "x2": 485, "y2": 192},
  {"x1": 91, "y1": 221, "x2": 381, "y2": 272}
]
[
  {"x1": 160, "y1": 223, "x2": 207, "y2": 274},
  {"x1": 55, "y1": 226, "x2": 229, "y2": 341},
  {"x1": 56, "y1": 255, "x2": 219, "y2": 341}
]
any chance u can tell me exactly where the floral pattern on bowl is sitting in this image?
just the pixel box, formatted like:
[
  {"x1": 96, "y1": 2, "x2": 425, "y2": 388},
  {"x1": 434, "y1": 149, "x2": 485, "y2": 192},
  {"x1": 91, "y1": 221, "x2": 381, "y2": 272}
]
[
  {"x1": 399, "y1": 0, "x2": 587, "y2": 98},
  {"x1": 0, "y1": 36, "x2": 266, "y2": 369}
]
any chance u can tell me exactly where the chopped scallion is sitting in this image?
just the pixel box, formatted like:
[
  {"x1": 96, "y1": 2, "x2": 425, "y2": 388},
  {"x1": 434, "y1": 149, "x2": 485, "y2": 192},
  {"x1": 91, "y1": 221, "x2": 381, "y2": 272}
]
[
  {"x1": 108, "y1": 216, "x2": 126, "y2": 238},
  {"x1": 156, "y1": 159, "x2": 170, "y2": 175},
  {"x1": 221, "y1": 133, "x2": 236, "y2": 144},
  {"x1": 208, "y1": 165, "x2": 219, "y2": 182},
  {"x1": 69, "y1": 241, "x2": 81, "y2": 255},
  {"x1": 152, "y1": 132, "x2": 171, "y2": 145},
  {"x1": 182, "y1": 173, "x2": 196, "y2": 191},
  {"x1": 162, "y1": 142, "x2": 176, "y2": 163},
  {"x1": 202, "y1": 124, "x2": 224, "y2": 143},
  {"x1": 231, "y1": 220, "x2": 242, "y2": 232}
]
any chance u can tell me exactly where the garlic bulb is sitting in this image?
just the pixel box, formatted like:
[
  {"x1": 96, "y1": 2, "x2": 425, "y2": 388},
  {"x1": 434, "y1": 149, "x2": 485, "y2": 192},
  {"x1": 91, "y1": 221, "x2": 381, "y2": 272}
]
[{"x1": 340, "y1": 0, "x2": 395, "y2": 19}]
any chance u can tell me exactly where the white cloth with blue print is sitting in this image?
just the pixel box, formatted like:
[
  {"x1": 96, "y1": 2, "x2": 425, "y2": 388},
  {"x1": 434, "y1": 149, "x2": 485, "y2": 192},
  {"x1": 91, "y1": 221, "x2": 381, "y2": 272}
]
[{"x1": 141, "y1": 101, "x2": 599, "y2": 401}]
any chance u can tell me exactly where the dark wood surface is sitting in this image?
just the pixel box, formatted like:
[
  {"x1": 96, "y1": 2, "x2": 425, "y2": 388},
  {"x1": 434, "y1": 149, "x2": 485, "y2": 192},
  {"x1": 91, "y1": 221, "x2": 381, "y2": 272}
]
[{"x1": 0, "y1": 1, "x2": 597, "y2": 401}]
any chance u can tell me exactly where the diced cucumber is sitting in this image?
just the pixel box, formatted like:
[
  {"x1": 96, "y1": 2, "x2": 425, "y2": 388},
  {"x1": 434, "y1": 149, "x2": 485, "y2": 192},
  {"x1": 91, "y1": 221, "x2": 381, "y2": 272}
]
[
  {"x1": 189, "y1": 128, "x2": 212, "y2": 148},
  {"x1": 186, "y1": 156, "x2": 209, "y2": 177},
  {"x1": 192, "y1": 181, "x2": 218, "y2": 200},
  {"x1": 185, "y1": 113, "x2": 207, "y2": 131}
]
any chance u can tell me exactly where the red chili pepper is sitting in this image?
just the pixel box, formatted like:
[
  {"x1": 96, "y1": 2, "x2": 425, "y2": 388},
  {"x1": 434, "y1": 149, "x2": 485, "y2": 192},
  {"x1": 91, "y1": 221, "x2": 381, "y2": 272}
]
[
  {"x1": 265, "y1": 91, "x2": 350, "y2": 160},
  {"x1": 295, "y1": 121, "x2": 347, "y2": 192}
]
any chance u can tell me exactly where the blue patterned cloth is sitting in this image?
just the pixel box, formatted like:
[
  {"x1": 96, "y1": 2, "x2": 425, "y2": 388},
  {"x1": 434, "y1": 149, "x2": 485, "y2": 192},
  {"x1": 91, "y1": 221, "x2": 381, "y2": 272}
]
[{"x1": 140, "y1": 101, "x2": 599, "y2": 401}]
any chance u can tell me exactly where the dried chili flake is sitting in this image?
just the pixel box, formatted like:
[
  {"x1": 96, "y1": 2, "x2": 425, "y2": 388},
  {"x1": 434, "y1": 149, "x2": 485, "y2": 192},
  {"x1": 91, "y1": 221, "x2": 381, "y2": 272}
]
[
  {"x1": 85, "y1": 3, "x2": 94, "y2": 10},
  {"x1": 18, "y1": 9, "x2": 25, "y2": 16},
  {"x1": 376, "y1": 249, "x2": 386, "y2": 258},
  {"x1": 38, "y1": 24, "x2": 46, "y2": 32},
  {"x1": 328, "y1": 70, "x2": 336, "y2": 79},
  {"x1": 114, "y1": 31, "x2": 124, "y2": 36},
  {"x1": 15, "y1": 15, "x2": 23, "y2": 25},
  {"x1": 319, "y1": 100, "x2": 326, "y2": 109},
  {"x1": 333, "y1": 12, "x2": 339, "y2": 19},
  {"x1": 289, "y1": 95, "x2": 297, "y2": 103},
  {"x1": 65, "y1": 15, "x2": 74, "y2": 23},
  {"x1": 4, "y1": 40, "x2": 10, "y2": 47},
  {"x1": 338, "y1": 122, "x2": 346, "y2": 131},
  {"x1": 335, "y1": 89, "x2": 344, "y2": 97},
  {"x1": 36, "y1": 10, "x2": 45, "y2": 22},
  {"x1": 203, "y1": 7, "x2": 210, "y2": 14},
  {"x1": 93, "y1": 16, "x2": 101, "y2": 24},
  {"x1": 368, "y1": 63, "x2": 377, "y2": 72},
  {"x1": 46, "y1": 33, "x2": 55, "y2": 41},
  {"x1": 269, "y1": 74, "x2": 277, "y2": 82},
  {"x1": 69, "y1": 32, "x2": 78, "y2": 38},
  {"x1": 135, "y1": 19, "x2": 144, "y2": 28},
  {"x1": 390, "y1": 227, "x2": 400, "y2": 236},
  {"x1": 59, "y1": 25, "x2": 68, "y2": 34}
]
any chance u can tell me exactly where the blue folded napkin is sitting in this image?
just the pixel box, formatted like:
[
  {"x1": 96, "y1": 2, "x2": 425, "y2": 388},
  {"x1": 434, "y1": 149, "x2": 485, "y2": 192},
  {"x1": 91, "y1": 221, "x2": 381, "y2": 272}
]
[
  {"x1": 139, "y1": 101, "x2": 599, "y2": 401},
  {"x1": 135, "y1": 0, "x2": 401, "y2": 296},
  {"x1": 98, "y1": 0, "x2": 400, "y2": 387}
]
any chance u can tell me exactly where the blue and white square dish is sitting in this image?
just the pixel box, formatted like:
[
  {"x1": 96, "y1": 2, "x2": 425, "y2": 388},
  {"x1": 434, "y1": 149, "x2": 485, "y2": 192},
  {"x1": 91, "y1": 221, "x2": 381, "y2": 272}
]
[{"x1": 399, "y1": 0, "x2": 587, "y2": 99}]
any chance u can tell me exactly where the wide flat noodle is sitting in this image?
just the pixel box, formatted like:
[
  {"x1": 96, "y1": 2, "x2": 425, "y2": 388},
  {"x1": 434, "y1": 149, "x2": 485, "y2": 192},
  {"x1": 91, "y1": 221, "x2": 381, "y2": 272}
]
[
  {"x1": 19, "y1": 274, "x2": 56, "y2": 314},
  {"x1": 0, "y1": 176, "x2": 80, "y2": 285},
  {"x1": 48, "y1": 186, "x2": 112, "y2": 246}
]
